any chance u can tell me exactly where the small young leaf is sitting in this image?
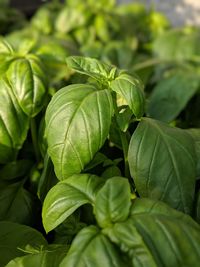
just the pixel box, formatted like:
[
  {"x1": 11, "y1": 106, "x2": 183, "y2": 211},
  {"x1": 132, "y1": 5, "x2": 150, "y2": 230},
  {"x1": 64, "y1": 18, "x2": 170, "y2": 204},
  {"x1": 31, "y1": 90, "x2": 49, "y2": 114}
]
[
  {"x1": 42, "y1": 174, "x2": 104, "y2": 233},
  {"x1": 45, "y1": 84, "x2": 113, "y2": 180},
  {"x1": 94, "y1": 177, "x2": 131, "y2": 228},
  {"x1": 110, "y1": 73, "x2": 145, "y2": 118},
  {"x1": 66, "y1": 56, "x2": 116, "y2": 82},
  {"x1": 128, "y1": 118, "x2": 196, "y2": 214}
]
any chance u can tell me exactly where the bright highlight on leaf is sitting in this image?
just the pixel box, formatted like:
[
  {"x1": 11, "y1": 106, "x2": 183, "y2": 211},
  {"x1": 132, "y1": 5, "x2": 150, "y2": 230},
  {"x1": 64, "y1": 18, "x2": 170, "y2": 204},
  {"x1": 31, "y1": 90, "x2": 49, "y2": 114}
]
[
  {"x1": 45, "y1": 84, "x2": 113, "y2": 180},
  {"x1": 42, "y1": 174, "x2": 104, "y2": 232}
]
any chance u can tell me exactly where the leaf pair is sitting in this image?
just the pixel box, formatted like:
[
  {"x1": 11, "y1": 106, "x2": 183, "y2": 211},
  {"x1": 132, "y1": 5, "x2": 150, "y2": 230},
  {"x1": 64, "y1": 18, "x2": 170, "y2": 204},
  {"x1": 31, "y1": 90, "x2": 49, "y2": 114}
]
[
  {"x1": 46, "y1": 56, "x2": 145, "y2": 180},
  {"x1": 42, "y1": 175, "x2": 200, "y2": 267},
  {"x1": 0, "y1": 39, "x2": 48, "y2": 163}
]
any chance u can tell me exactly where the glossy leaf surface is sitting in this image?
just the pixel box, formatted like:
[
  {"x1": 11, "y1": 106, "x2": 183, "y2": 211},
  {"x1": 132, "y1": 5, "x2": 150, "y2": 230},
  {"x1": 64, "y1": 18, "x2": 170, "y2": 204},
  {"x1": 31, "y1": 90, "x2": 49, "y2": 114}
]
[
  {"x1": 94, "y1": 177, "x2": 131, "y2": 228},
  {"x1": 0, "y1": 221, "x2": 47, "y2": 267},
  {"x1": 110, "y1": 73, "x2": 145, "y2": 118},
  {"x1": 0, "y1": 77, "x2": 29, "y2": 163},
  {"x1": 105, "y1": 198, "x2": 200, "y2": 267},
  {"x1": 7, "y1": 54, "x2": 47, "y2": 117},
  {"x1": 42, "y1": 174, "x2": 104, "y2": 232},
  {"x1": 60, "y1": 226, "x2": 125, "y2": 267},
  {"x1": 45, "y1": 84, "x2": 113, "y2": 180},
  {"x1": 128, "y1": 118, "x2": 196, "y2": 213},
  {"x1": 66, "y1": 56, "x2": 116, "y2": 82}
]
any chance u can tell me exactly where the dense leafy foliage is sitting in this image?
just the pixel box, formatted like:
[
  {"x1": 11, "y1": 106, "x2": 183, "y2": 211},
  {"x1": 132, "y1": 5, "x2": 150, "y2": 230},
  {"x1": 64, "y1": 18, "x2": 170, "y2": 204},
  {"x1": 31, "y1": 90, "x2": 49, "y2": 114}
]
[{"x1": 0, "y1": 0, "x2": 200, "y2": 266}]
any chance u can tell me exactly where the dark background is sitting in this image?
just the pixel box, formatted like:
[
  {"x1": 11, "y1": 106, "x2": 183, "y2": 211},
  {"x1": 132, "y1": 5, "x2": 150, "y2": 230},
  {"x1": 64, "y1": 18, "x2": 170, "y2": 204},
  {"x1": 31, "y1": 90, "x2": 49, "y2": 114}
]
[{"x1": 10, "y1": 0, "x2": 51, "y2": 15}]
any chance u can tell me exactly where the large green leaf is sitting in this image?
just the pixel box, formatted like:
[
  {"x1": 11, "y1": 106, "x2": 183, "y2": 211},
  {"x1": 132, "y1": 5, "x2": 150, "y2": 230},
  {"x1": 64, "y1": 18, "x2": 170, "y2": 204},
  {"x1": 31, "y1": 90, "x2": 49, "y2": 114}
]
[
  {"x1": 110, "y1": 73, "x2": 145, "y2": 118},
  {"x1": 153, "y1": 29, "x2": 200, "y2": 61},
  {"x1": 105, "y1": 219, "x2": 157, "y2": 267},
  {"x1": 105, "y1": 198, "x2": 200, "y2": 267},
  {"x1": 7, "y1": 54, "x2": 48, "y2": 117},
  {"x1": 60, "y1": 226, "x2": 126, "y2": 267},
  {"x1": 185, "y1": 128, "x2": 200, "y2": 178},
  {"x1": 0, "y1": 77, "x2": 29, "y2": 163},
  {"x1": 128, "y1": 118, "x2": 196, "y2": 213},
  {"x1": 94, "y1": 177, "x2": 131, "y2": 228},
  {"x1": 0, "y1": 221, "x2": 47, "y2": 267},
  {"x1": 0, "y1": 180, "x2": 35, "y2": 224},
  {"x1": 147, "y1": 71, "x2": 200, "y2": 122},
  {"x1": 130, "y1": 211, "x2": 200, "y2": 266},
  {"x1": 5, "y1": 245, "x2": 68, "y2": 267},
  {"x1": 130, "y1": 198, "x2": 200, "y2": 229},
  {"x1": 42, "y1": 174, "x2": 104, "y2": 232},
  {"x1": 45, "y1": 84, "x2": 113, "y2": 180},
  {"x1": 66, "y1": 56, "x2": 117, "y2": 82}
]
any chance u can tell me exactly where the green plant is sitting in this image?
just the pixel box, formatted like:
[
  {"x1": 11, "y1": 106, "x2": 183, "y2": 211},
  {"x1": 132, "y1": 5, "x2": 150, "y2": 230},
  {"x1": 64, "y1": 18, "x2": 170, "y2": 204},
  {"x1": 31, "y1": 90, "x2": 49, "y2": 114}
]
[{"x1": 0, "y1": 1, "x2": 200, "y2": 266}]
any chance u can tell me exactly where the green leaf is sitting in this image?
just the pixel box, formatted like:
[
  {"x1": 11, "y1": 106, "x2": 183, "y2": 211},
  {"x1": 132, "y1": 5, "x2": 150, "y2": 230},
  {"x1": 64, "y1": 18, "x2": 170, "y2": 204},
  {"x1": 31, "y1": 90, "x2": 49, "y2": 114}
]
[
  {"x1": 185, "y1": 128, "x2": 200, "y2": 178},
  {"x1": 5, "y1": 245, "x2": 68, "y2": 267},
  {"x1": 130, "y1": 205, "x2": 200, "y2": 266},
  {"x1": 45, "y1": 84, "x2": 113, "y2": 180},
  {"x1": 110, "y1": 73, "x2": 145, "y2": 118},
  {"x1": 0, "y1": 160, "x2": 33, "y2": 180},
  {"x1": 147, "y1": 71, "x2": 200, "y2": 122},
  {"x1": 60, "y1": 226, "x2": 125, "y2": 267},
  {"x1": 66, "y1": 56, "x2": 116, "y2": 82},
  {"x1": 101, "y1": 165, "x2": 122, "y2": 179},
  {"x1": 130, "y1": 198, "x2": 200, "y2": 229},
  {"x1": 0, "y1": 221, "x2": 47, "y2": 267},
  {"x1": 7, "y1": 54, "x2": 48, "y2": 117},
  {"x1": 0, "y1": 77, "x2": 29, "y2": 163},
  {"x1": 42, "y1": 174, "x2": 104, "y2": 233},
  {"x1": 94, "y1": 177, "x2": 131, "y2": 228},
  {"x1": 105, "y1": 198, "x2": 200, "y2": 267},
  {"x1": 105, "y1": 220, "x2": 157, "y2": 267},
  {"x1": 37, "y1": 154, "x2": 58, "y2": 202},
  {"x1": 153, "y1": 29, "x2": 200, "y2": 61},
  {"x1": 116, "y1": 107, "x2": 133, "y2": 132},
  {"x1": 128, "y1": 118, "x2": 196, "y2": 214},
  {"x1": 31, "y1": 6, "x2": 54, "y2": 35},
  {"x1": 55, "y1": 7, "x2": 86, "y2": 34},
  {"x1": 0, "y1": 37, "x2": 13, "y2": 54},
  {"x1": 0, "y1": 180, "x2": 35, "y2": 224}
]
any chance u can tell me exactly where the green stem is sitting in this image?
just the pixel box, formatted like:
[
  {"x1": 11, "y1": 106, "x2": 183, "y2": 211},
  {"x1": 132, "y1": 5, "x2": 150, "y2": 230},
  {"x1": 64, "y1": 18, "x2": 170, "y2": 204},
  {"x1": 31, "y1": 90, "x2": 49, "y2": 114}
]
[
  {"x1": 119, "y1": 130, "x2": 130, "y2": 179},
  {"x1": 31, "y1": 118, "x2": 40, "y2": 162},
  {"x1": 112, "y1": 92, "x2": 131, "y2": 178}
]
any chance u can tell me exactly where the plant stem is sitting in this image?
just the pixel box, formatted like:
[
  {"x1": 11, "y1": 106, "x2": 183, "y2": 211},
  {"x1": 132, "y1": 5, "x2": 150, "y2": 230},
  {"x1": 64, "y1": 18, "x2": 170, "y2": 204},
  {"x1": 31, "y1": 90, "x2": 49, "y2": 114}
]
[
  {"x1": 119, "y1": 130, "x2": 130, "y2": 179},
  {"x1": 31, "y1": 118, "x2": 40, "y2": 162}
]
